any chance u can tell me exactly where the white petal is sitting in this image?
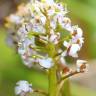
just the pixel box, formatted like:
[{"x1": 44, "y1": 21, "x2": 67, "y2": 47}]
[
  {"x1": 56, "y1": 3, "x2": 64, "y2": 11},
  {"x1": 63, "y1": 41, "x2": 70, "y2": 47},
  {"x1": 69, "y1": 44, "x2": 80, "y2": 57},
  {"x1": 9, "y1": 14, "x2": 22, "y2": 24},
  {"x1": 40, "y1": 15, "x2": 46, "y2": 25},
  {"x1": 63, "y1": 24, "x2": 73, "y2": 32},
  {"x1": 46, "y1": 0, "x2": 54, "y2": 5},
  {"x1": 48, "y1": 9, "x2": 55, "y2": 16},
  {"x1": 76, "y1": 28, "x2": 83, "y2": 37},
  {"x1": 61, "y1": 51, "x2": 67, "y2": 57},
  {"x1": 15, "y1": 86, "x2": 22, "y2": 95},
  {"x1": 60, "y1": 57, "x2": 66, "y2": 65},
  {"x1": 50, "y1": 20, "x2": 56, "y2": 29},
  {"x1": 15, "y1": 80, "x2": 32, "y2": 95},
  {"x1": 77, "y1": 60, "x2": 87, "y2": 66},
  {"x1": 39, "y1": 58, "x2": 53, "y2": 68},
  {"x1": 18, "y1": 47, "x2": 26, "y2": 55}
]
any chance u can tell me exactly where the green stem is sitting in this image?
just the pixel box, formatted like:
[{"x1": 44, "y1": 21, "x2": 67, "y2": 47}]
[
  {"x1": 62, "y1": 79, "x2": 71, "y2": 96},
  {"x1": 57, "y1": 79, "x2": 71, "y2": 96},
  {"x1": 47, "y1": 42, "x2": 57, "y2": 96},
  {"x1": 44, "y1": 8, "x2": 57, "y2": 96},
  {"x1": 49, "y1": 65, "x2": 57, "y2": 96}
]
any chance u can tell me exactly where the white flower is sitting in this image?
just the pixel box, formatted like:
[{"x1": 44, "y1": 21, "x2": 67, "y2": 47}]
[
  {"x1": 72, "y1": 27, "x2": 83, "y2": 40},
  {"x1": 55, "y1": 13, "x2": 64, "y2": 24},
  {"x1": 45, "y1": 0, "x2": 54, "y2": 5},
  {"x1": 38, "y1": 58, "x2": 54, "y2": 68},
  {"x1": 21, "y1": 54, "x2": 38, "y2": 68},
  {"x1": 72, "y1": 27, "x2": 83, "y2": 38},
  {"x1": 9, "y1": 14, "x2": 22, "y2": 24},
  {"x1": 18, "y1": 37, "x2": 38, "y2": 68},
  {"x1": 49, "y1": 30, "x2": 60, "y2": 44},
  {"x1": 72, "y1": 37, "x2": 84, "y2": 48},
  {"x1": 76, "y1": 60, "x2": 88, "y2": 72},
  {"x1": 15, "y1": 80, "x2": 33, "y2": 95},
  {"x1": 32, "y1": 24, "x2": 46, "y2": 33},
  {"x1": 60, "y1": 56, "x2": 66, "y2": 65},
  {"x1": 17, "y1": 25, "x2": 28, "y2": 40},
  {"x1": 61, "y1": 51, "x2": 67, "y2": 57},
  {"x1": 50, "y1": 20, "x2": 56, "y2": 29},
  {"x1": 40, "y1": 15, "x2": 46, "y2": 25},
  {"x1": 68, "y1": 44, "x2": 80, "y2": 57},
  {"x1": 56, "y1": 3, "x2": 64, "y2": 11},
  {"x1": 76, "y1": 28, "x2": 83, "y2": 38},
  {"x1": 18, "y1": 38, "x2": 35, "y2": 55},
  {"x1": 48, "y1": 9, "x2": 55, "y2": 16},
  {"x1": 71, "y1": 27, "x2": 84, "y2": 47},
  {"x1": 54, "y1": 14, "x2": 72, "y2": 32},
  {"x1": 63, "y1": 41, "x2": 70, "y2": 47},
  {"x1": 62, "y1": 17, "x2": 72, "y2": 31},
  {"x1": 63, "y1": 41, "x2": 81, "y2": 57}
]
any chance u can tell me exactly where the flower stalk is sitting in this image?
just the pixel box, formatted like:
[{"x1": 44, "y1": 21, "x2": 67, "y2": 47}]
[
  {"x1": 5, "y1": 0, "x2": 89, "y2": 96},
  {"x1": 49, "y1": 65, "x2": 57, "y2": 96},
  {"x1": 47, "y1": 42, "x2": 57, "y2": 96}
]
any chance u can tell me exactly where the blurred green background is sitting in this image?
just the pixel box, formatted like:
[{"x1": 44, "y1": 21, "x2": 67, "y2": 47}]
[{"x1": 0, "y1": 0, "x2": 96, "y2": 96}]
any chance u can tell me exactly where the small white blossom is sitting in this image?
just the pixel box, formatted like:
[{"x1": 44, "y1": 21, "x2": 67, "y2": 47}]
[
  {"x1": 72, "y1": 27, "x2": 83, "y2": 38},
  {"x1": 56, "y1": 3, "x2": 64, "y2": 11},
  {"x1": 61, "y1": 17, "x2": 73, "y2": 31},
  {"x1": 18, "y1": 37, "x2": 38, "y2": 68},
  {"x1": 32, "y1": 24, "x2": 46, "y2": 33},
  {"x1": 71, "y1": 27, "x2": 84, "y2": 47},
  {"x1": 38, "y1": 58, "x2": 54, "y2": 68},
  {"x1": 63, "y1": 41, "x2": 70, "y2": 48},
  {"x1": 21, "y1": 54, "x2": 38, "y2": 68},
  {"x1": 61, "y1": 51, "x2": 67, "y2": 57},
  {"x1": 63, "y1": 41, "x2": 80, "y2": 57},
  {"x1": 9, "y1": 14, "x2": 22, "y2": 24},
  {"x1": 76, "y1": 60, "x2": 88, "y2": 72},
  {"x1": 68, "y1": 44, "x2": 80, "y2": 57},
  {"x1": 40, "y1": 15, "x2": 46, "y2": 25},
  {"x1": 50, "y1": 20, "x2": 57, "y2": 29},
  {"x1": 60, "y1": 56, "x2": 66, "y2": 65},
  {"x1": 48, "y1": 9, "x2": 55, "y2": 16},
  {"x1": 49, "y1": 30, "x2": 60, "y2": 44},
  {"x1": 17, "y1": 25, "x2": 27, "y2": 40},
  {"x1": 76, "y1": 28, "x2": 83, "y2": 38},
  {"x1": 18, "y1": 38, "x2": 35, "y2": 55},
  {"x1": 45, "y1": 0, "x2": 54, "y2": 5},
  {"x1": 55, "y1": 13, "x2": 64, "y2": 24},
  {"x1": 15, "y1": 80, "x2": 33, "y2": 95}
]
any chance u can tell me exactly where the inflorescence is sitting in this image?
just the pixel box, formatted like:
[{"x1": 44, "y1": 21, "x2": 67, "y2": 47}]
[{"x1": 5, "y1": 0, "x2": 88, "y2": 95}]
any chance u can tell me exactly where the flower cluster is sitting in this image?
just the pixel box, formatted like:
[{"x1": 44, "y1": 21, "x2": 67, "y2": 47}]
[
  {"x1": 15, "y1": 80, "x2": 33, "y2": 95},
  {"x1": 63, "y1": 26, "x2": 84, "y2": 57},
  {"x1": 5, "y1": 0, "x2": 89, "y2": 95},
  {"x1": 5, "y1": 0, "x2": 86, "y2": 70}
]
